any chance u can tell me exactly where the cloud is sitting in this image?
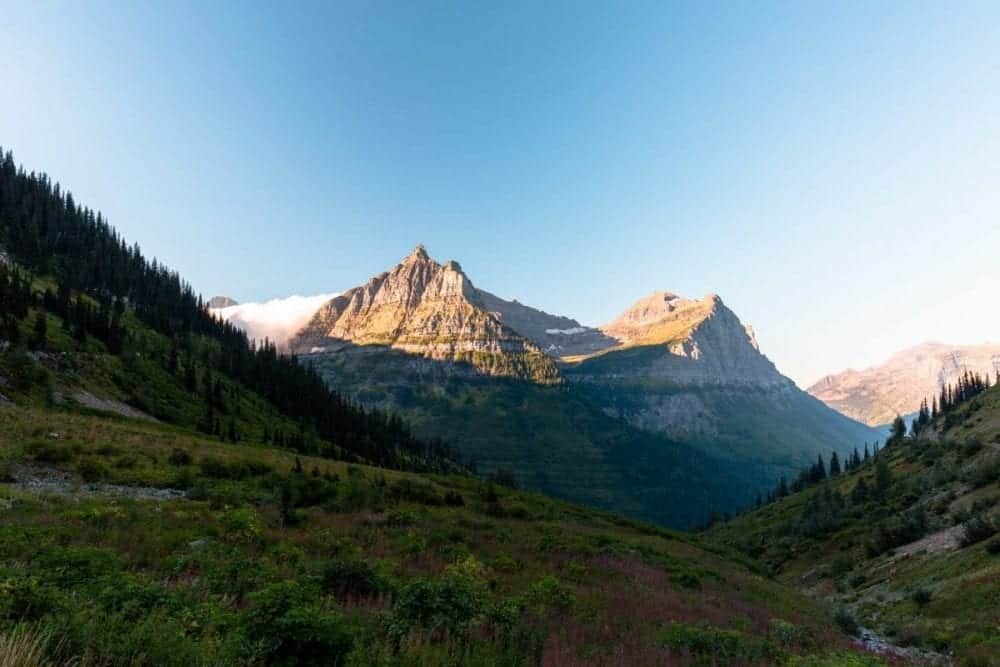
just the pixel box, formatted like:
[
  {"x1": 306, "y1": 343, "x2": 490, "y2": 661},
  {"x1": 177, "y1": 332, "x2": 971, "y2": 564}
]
[{"x1": 211, "y1": 293, "x2": 337, "y2": 349}]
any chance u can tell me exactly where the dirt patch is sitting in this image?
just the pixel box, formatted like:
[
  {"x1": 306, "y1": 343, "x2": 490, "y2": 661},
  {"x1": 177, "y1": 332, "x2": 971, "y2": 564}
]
[
  {"x1": 68, "y1": 390, "x2": 158, "y2": 422},
  {"x1": 894, "y1": 525, "x2": 963, "y2": 558},
  {"x1": 2, "y1": 464, "x2": 185, "y2": 501}
]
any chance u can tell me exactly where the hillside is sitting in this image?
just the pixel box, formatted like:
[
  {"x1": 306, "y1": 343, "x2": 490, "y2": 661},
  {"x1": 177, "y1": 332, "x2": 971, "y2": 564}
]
[
  {"x1": 808, "y1": 342, "x2": 1000, "y2": 427},
  {"x1": 709, "y1": 380, "x2": 1000, "y2": 665},
  {"x1": 0, "y1": 401, "x2": 895, "y2": 666}
]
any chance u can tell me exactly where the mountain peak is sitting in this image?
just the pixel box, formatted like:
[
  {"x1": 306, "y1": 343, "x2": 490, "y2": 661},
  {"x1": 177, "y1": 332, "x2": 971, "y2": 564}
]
[
  {"x1": 207, "y1": 296, "x2": 239, "y2": 309},
  {"x1": 407, "y1": 244, "x2": 430, "y2": 261},
  {"x1": 290, "y1": 248, "x2": 559, "y2": 383}
]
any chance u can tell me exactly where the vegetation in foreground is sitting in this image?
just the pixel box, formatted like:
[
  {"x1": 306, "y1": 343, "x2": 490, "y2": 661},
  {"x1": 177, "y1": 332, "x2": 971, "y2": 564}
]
[{"x1": 0, "y1": 403, "x2": 886, "y2": 666}]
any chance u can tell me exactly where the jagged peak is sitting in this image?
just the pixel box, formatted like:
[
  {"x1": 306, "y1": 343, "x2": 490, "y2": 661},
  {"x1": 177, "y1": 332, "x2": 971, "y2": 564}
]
[{"x1": 406, "y1": 244, "x2": 430, "y2": 261}]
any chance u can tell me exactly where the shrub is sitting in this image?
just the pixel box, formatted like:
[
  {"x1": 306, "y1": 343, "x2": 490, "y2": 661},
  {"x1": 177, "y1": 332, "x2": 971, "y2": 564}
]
[
  {"x1": 199, "y1": 457, "x2": 231, "y2": 479},
  {"x1": 389, "y1": 478, "x2": 443, "y2": 505},
  {"x1": 319, "y1": 558, "x2": 383, "y2": 597},
  {"x1": 960, "y1": 515, "x2": 997, "y2": 547},
  {"x1": 243, "y1": 581, "x2": 354, "y2": 666},
  {"x1": 24, "y1": 439, "x2": 73, "y2": 464},
  {"x1": 970, "y1": 458, "x2": 1000, "y2": 488},
  {"x1": 985, "y1": 537, "x2": 1000, "y2": 555},
  {"x1": 76, "y1": 459, "x2": 109, "y2": 483},
  {"x1": 0, "y1": 576, "x2": 58, "y2": 620},
  {"x1": 834, "y1": 608, "x2": 859, "y2": 637},
  {"x1": 388, "y1": 576, "x2": 485, "y2": 642},
  {"x1": 443, "y1": 490, "x2": 465, "y2": 507},
  {"x1": 671, "y1": 570, "x2": 702, "y2": 590},
  {"x1": 911, "y1": 588, "x2": 932, "y2": 606},
  {"x1": 219, "y1": 507, "x2": 261, "y2": 543},
  {"x1": 527, "y1": 575, "x2": 575, "y2": 612},
  {"x1": 167, "y1": 448, "x2": 192, "y2": 466}
]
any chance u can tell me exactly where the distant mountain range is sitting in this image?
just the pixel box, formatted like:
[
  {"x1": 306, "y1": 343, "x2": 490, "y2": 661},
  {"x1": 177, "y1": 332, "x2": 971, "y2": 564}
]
[
  {"x1": 808, "y1": 342, "x2": 1000, "y2": 427},
  {"x1": 213, "y1": 246, "x2": 878, "y2": 526}
]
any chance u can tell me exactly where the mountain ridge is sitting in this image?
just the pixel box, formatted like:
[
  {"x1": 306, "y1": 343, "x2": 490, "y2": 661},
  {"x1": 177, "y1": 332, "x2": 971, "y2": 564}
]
[{"x1": 808, "y1": 341, "x2": 1000, "y2": 426}]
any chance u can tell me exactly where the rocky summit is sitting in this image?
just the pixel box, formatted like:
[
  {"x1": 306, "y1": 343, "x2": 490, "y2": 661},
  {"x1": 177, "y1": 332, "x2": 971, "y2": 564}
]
[
  {"x1": 808, "y1": 341, "x2": 1000, "y2": 426},
  {"x1": 290, "y1": 246, "x2": 560, "y2": 383}
]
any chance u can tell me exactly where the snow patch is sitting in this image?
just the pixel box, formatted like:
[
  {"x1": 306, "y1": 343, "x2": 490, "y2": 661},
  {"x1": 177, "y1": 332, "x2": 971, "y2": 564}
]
[
  {"x1": 546, "y1": 327, "x2": 587, "y2": 335},
  {"x1": 211, "y1": 293, "x2": 337, "y2": 349}
]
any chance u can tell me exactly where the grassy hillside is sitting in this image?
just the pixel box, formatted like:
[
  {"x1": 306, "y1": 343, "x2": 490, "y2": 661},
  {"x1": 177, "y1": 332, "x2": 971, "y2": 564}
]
[
  {"x1": 0, "y1": 402, "x2": 890, "y2": 666},
  {"x1": 708, "y1": 384, "x2": 1000, "y2": 665}
]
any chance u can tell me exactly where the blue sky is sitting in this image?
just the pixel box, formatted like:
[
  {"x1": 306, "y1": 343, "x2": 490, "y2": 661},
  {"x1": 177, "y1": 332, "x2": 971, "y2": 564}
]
[{"x1": 3, "y1": 1, "x2": 1000, "y2": 386}]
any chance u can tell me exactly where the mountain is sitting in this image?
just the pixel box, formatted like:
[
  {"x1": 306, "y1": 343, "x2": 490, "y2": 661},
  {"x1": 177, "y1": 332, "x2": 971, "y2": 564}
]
[
  {"x1": 281, "y1": 247, "x2": 878, "y2": 527},
  {"x1": 291, "y1": 245, "x2": 560, "y2": 383},
  {"x1": 0, "y1": 150, "x2": 881, "y2": 664},
  {"x1": 206, "y1": 295, "x2": 238, "y2": 308},
  {"x1": 808, "y1": 342, "x2": 1000, "y2": 426},
  {"x1": 710, "y1": 377, "x2": 1000, "y2": 665}
]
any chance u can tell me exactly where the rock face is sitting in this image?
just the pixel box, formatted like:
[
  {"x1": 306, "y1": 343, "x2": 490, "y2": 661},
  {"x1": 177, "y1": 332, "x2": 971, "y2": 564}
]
[
  {"x1": 568, "y1": 292, "x2": 788, "y2": 389},
  {"x1": 808, "y1": 342, "x2": 1000, "y2": 426},
  {"x1": 207, "y1": 296, "x2": 238, "y2": 309},
  {"x1": 290, "y1": 246, "x2": 560, "y2": 383}
]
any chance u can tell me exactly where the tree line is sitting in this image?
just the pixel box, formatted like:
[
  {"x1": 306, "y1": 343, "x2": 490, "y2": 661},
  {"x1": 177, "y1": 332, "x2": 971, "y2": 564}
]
[{"x1": 0, "y1": 148, "x2": 457, "y2": 471}]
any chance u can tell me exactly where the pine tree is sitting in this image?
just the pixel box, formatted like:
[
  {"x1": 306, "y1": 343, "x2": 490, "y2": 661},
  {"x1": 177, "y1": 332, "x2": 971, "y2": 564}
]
[
  {"x1": 888, "y1": 415, "x2": 906, "y2": 446},
  {"x1": 829, "y1": 451, "x2": 841, "y2": 476},
  {"x1": 30, "y1": 312, "x2": 47, "y2": 350},
  {"x1": 875, "y1": 456, "x2": 892, "y2": 496}
]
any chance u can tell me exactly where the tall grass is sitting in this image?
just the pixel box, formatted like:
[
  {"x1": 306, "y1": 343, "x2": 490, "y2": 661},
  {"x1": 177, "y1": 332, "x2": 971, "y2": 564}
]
[{"x1": 0, "y1": 625, "x2": 54, "y2": 667}]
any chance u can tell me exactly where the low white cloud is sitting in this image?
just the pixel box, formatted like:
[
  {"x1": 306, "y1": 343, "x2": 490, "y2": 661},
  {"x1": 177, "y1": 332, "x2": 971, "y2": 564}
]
[
  {"x1": 211, "y1": 293, "x2": 338, "y2": 349},
  {"x1": 545, "y1": 327, "x2": 588, "y2": 335}
]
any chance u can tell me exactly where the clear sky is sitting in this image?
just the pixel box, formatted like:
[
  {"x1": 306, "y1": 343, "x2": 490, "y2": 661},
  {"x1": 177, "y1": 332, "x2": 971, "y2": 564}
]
[{"x1": 3, "y1": 1, "x2": 1000, "y2": 387}]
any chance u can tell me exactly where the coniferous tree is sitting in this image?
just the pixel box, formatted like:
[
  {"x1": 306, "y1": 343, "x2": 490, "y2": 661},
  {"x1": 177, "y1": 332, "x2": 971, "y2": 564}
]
[
  {"x1": 829, "y1": 451, "x2": 841, "y2": 476},
  {"x1": 30, "y1": 312, "x2": 47, "y2": 350},
  {"x1": 875, "y1": 456, "x2": 892, "y2": 496}
]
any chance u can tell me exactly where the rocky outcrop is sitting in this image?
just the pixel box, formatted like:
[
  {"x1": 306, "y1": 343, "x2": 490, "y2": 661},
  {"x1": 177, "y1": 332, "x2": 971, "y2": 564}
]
[
  {"x1": 808, "y1": 342, "x2": 1000, "y2": 426},
  {"x1": 207, "y1": 296, "x2": 238, "y2": 309},
  {"x1": 290, "y1": 246, "x2": 560, "y2": 383}
]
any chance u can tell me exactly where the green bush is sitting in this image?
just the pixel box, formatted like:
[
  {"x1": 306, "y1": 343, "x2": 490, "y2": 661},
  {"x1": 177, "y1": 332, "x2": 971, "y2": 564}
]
[
  {"x1": 388, "y1": 576, "x2": 485, "y2": 641},
  {"x1": 0, "y1": 576, "x2": 58, "y2": 620},
  {"x1": 319, "y1": 558, "x2": 384, "y2": 597},
  {"x1": 24, "y1": 438, "x2": 73, "y2": 464},
  {"x1": 166, "y1": 448, "x2": 192, "y2": 466},
  {"x1": 528, "y1": 575, "x2": 575, "y2": 612},
  {"x1": 985, "y1": 537, "x2": 1000, "y2": 555},
  {"x1": 243, "y1": 581, "x2": 354, "y2": 666},
  {"x1": 961, "y1": 515, "x2": 997, "y2": 547},
  {"x1": 833, "y1": 608, "x2": 859, "y2": 637},
  {"x1": 911, "y1": 588, "x2": 932, "y2": 606},
  {"x1": 76, "y1": 459, "x2": 109, "y2": 482}
]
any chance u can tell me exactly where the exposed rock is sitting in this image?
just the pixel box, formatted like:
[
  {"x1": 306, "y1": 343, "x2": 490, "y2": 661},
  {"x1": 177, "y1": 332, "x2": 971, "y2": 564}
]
[
  {"x1": 207, "y1": 295, "x2": 239, "y2": 309},
  {"x1": 809, "y1": 342, "x2": 1000, "y2": 426},
  {"x1": 291, "y1": 246, "x2": 560, "y2": 383},
  {"x1": 4, "y1": 464, "x2": 185, "y2": 501},
  {"x1": 68, "y1": 390, "x2": 158, "y2": 422}
]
